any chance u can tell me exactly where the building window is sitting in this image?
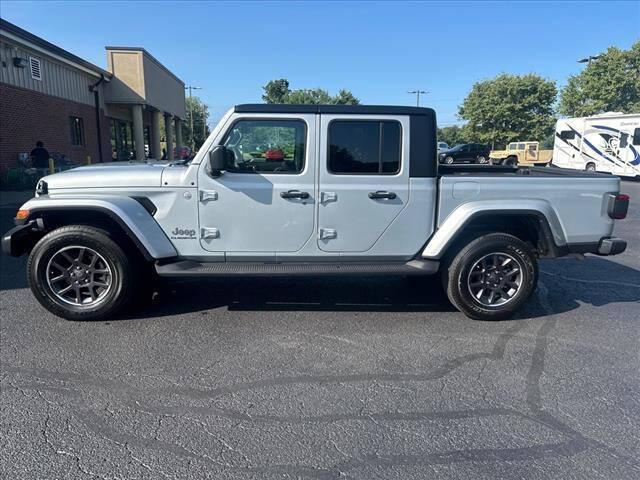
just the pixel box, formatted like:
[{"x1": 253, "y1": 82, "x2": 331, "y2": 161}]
[
  {"x1": 328, "y1": 120, "x2": 401, "y2": 174},
  {"x1": 29, "y1": 57, "x2": 42, "y2": 81},
  {"x1": 69, "y1": 116, "x2": 85, "y2": 146}
]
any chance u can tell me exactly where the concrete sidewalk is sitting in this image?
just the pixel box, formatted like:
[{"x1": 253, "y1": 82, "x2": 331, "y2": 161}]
[{"x1": 0, "y1": 190, "x2": 33, "y2": 207}]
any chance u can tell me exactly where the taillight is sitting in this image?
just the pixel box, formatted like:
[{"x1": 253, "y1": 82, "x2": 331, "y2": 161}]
[{"x1": 609, "y1": 193, "x2": 629, "y2": 219}]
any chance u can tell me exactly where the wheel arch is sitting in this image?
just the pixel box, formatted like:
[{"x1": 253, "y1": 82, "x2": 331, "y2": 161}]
[
  {"x1": 17, "y1": 196, "x2": 177, "y2": 261},
  {"x1": 422, "y1": 203, "x2": 567, "y2": 261}
]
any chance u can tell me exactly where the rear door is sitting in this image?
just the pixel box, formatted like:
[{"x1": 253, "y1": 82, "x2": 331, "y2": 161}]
[{"x1": 317, "y1": 115, "x2": 410, "y2": 252}]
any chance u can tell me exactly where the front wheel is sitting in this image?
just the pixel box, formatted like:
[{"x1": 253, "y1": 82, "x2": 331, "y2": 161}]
[
  {"x1": 443, "y1": 233, "x2": 538, "y2": 320},
  {"x1": 444, "y1": 156, "x2": 454, "y2": 164},
  {"x1": 27, "y1": 226, "x2": 138, "y2": 321}
]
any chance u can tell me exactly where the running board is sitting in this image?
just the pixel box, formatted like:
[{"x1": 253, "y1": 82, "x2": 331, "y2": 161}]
[{"x1": 155, "y1": 259, "x2": 439, "y2": 277}]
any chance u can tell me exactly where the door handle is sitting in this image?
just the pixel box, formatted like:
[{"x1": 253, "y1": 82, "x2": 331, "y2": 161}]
[
  {"x1": 368, "y1": 191, "x2": 397, "y2": 200},
  {"x1": 280, "y1": 190, "x2": 310, "y2": 199}
]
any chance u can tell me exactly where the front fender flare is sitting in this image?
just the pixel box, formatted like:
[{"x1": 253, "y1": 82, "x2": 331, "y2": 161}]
[
  {"x1": 421, "y1": 200, "x2": 566, "y2": 259},
  {"x1": 19, "y1": 195, "x2": 177, "y2": 260}
]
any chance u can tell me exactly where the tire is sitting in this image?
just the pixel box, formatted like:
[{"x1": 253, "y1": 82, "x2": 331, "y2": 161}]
[
  {"x1": 443, "y1": 233, "x2": 538, "y2": 321},
  {"x1": 477, "y1": 155, "x2": 488, "y2": 164},
  {"x1": 585, "y1": 162, "x2": 596, "y2": 172},
  {"x1": 27, "y1": 226, "x2": 138, "y2": 321},
  {"x1": 503, "y1": 157, "x2": 517, "y2": 167},
  {"x1": 444, "y1": 156, "x2": 454, "y2": 164}
]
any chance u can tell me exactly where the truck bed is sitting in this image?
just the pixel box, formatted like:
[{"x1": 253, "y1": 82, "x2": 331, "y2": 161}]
[{"x1": 435, "y1": 165, "x2": 621, "y2": 246}]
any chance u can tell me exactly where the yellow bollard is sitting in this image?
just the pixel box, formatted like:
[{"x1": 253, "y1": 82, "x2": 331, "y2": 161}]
[
  {"x1": 48, "y1": 158, "x2": 55, "y2": 174},
  {"x1": 86, "y1": 155, "x2": 92, "y2": 165}
]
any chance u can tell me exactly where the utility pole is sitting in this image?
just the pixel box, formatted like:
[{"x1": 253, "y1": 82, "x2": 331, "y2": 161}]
[
  {"x1": 408, "y1": 89, "x2": 428, "y2": 107},
  {"x1": 184, "y1": 85, "x2": 202, "y2": 151}
]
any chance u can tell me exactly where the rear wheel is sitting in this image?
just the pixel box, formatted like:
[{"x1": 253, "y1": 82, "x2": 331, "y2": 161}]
[
  {"x1": 443, "y1": 233, "x2": 538, "y2": 320},
  {"x1": 27, "y1": 226, "x2": 138, "y2": 321},
  {"x1": 477, "y1": 155, "x2": 488, "y2": 164},
  {"x1": 585, "y1": 162, "x2": 596, "y2": 172}
]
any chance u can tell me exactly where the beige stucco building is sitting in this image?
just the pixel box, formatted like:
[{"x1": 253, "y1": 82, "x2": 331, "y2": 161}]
[{"x1": 0, "y1": 18, "x2": 186, "y2": 183}]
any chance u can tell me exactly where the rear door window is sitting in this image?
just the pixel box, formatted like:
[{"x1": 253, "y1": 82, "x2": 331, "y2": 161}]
[{"x1": 328, "y1": 120, "x2": 401, "y2": 174}]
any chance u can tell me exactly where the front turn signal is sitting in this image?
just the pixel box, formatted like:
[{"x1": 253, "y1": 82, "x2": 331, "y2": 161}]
[{"x1": 15, "y1": 209, "x2": 30, "y2": 221}]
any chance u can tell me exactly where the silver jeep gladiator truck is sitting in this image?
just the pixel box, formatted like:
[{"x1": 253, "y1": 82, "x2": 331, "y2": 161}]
[{"x1": 2, "y1": 105, "x2": 630, "y2": 321}]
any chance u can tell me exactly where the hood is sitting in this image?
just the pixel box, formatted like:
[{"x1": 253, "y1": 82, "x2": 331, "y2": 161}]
[{"x1": 42, "y1": 162, "x2": 167, "y2": 190}]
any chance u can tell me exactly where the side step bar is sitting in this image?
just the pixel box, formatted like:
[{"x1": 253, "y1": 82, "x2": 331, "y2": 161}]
[{"x1": 155, "y1": 259, "x2": 439, "y2": 277}]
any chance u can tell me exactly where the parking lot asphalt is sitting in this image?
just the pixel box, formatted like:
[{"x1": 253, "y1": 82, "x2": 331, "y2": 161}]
[{"x1": 1, "y1": 181, "x2": 639, "y2": 480}]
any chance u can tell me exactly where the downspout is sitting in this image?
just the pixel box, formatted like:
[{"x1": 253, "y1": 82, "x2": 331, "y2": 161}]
[{"x1": 90, "y1": 74, "x2": 106, "y2": 162}]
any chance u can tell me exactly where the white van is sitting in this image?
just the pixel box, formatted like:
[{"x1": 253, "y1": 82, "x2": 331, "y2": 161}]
[{"x1": 552, "y1": 112, "x2": 640, "y2": 178}]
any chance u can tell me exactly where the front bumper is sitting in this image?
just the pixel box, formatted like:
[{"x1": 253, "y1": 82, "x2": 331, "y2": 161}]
[{"x1": 1, "y1": 221, "x2": 40, "y2": 257}]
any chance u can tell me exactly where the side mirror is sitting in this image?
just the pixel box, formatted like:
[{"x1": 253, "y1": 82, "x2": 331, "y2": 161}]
[{"x1": 208, "y1": 146, "x2": 227, "y2": 176}]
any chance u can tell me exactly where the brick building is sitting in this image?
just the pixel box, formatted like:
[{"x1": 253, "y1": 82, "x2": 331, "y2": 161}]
[{"x1": 0, "y1": 19, "x2": 186, "y2": 187}]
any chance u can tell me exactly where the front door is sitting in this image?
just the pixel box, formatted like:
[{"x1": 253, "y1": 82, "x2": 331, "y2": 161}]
[
  {"x1": 317, "y1": 115, "x2": 410, "y2": 252},
  {"x1": 198, "y1": 115, "x2": 316, "y2": 258}
]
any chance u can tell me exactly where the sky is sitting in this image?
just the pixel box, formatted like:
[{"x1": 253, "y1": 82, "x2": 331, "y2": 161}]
[{"x1": 1, "y1": 1, "x2": 638, "y2": 126}]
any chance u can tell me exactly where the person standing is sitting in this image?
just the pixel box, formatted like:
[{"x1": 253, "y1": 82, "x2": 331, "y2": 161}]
[{"x1": 30, "y1": 141, "x2": 50, "y2": 169}]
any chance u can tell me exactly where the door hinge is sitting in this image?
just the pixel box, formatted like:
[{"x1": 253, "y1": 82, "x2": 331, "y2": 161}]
[
  {"x1": 201, "y1": 227, "x2": 220, "y2": 239},
  {"x1": 199, "y1": 190, "x2": 218, "y2": 202},
  {"x1": 319, "y1": 228, "x2": 337, "y2": 240},
  {"x1": 320, "y1": 191, "x2": 337, "y2": 204}
]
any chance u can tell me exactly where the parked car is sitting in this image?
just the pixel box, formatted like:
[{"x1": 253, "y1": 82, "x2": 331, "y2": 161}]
[
  {"x1": 490, "y1": 141, "x2": 553, "y2": 167},
  {"x1": 437, "y1": 141, "x2": 449, "y2": 152},
  {"x1": 2, "y1": 104, "x2": 629, "y2": 321},
  {"x1": 439, "y1": 143, "x2": 490, "y2": 164}
]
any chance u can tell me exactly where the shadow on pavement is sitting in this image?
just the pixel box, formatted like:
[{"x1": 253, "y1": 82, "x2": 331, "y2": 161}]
[{"x1": 116, "y1": 256, "x2": 639, "y2": 321}]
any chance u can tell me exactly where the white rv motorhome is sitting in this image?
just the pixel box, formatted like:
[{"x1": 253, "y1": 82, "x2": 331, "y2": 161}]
[{"x1": 552, "y1": 112, "x2": 640, "y2": 178}]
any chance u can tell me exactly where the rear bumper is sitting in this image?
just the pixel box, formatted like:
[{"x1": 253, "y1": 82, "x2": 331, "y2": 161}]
[
  {"x1": 596, "y1": 237, "x2": 627, "y2": 256},
  {"x1": 566, "y1": 237, "x2": 627, "y2": 256},
  {"x1": 1, "y1": 221, "x2": 39, "y2": 257}
]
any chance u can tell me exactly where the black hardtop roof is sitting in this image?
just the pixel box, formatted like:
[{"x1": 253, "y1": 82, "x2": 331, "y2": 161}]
[{"x1": 234, "y1": 104, "x2": 435, "y2": 116}]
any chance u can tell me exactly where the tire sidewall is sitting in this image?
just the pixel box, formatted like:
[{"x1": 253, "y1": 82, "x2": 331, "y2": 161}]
[
  {"x1": 28, "y1": 228, "x2": 130, "y2": 320},
  {"x1": 448, "y1": 235, "x2": 537, "y2": 320}
]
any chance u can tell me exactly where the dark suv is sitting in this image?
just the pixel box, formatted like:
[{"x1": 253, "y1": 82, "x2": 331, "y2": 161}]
[{"x1": 438, "y1": 143, "x2": 490, "y2": 164}]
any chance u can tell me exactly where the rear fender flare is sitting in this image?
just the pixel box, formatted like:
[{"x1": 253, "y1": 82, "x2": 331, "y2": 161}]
[{"x1": 421, "y1": 200, "x2": 566, "y2": 259}]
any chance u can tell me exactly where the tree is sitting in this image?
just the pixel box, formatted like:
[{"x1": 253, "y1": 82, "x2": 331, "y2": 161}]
[
  {"x1": 183, "y1": 96, "x2": 210, "y2": 151},
  {"x1": 437, "y1": 125, "x2": 466, "y2": 147},
  {"x1": 262, "y1": 79, "x2": 290, "y2": 104},
  {"x1": 559, "y1": 41, "x2": 640, "y2": 117},
  {"x1": 262, "y1": 79, "x2": 360, "y2": 105},
  {"x1": 458, "y1": 74, "x2": 557, "y2": 149}
]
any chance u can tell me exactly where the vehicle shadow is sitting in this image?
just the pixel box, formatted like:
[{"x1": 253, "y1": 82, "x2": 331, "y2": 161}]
[{"x1": 120, "y1": 256, "x2": 640, "y2": 321}]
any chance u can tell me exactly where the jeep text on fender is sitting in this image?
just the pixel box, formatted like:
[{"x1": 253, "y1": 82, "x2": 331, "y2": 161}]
[{"x1": 2, "y1": 104, "x2": 629, "y2": 321}]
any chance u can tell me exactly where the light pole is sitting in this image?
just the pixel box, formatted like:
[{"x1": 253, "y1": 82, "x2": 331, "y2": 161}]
[
  {"x1": 408, "y1": 89, "x2": 428, "y2": 107},
  {"x1": 185, "y1": 85, "x2": 202, "y2": 150}
]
